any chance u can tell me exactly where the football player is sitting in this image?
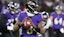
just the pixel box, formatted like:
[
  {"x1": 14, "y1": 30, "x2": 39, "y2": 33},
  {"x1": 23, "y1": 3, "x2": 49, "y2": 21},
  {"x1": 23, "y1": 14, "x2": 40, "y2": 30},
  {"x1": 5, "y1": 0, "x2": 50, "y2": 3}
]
[
  {"x1": 37, "y1": 11, "x2": 49, "y2": 37},
  {"x1": 13, "y1": 1, "x2": 43, "y2": 37},
  {"x1": 43, "y1": 5, "x2": 64, "y2": 37},
  {"x1": 3, "y1": 2, "x2": 20, "y2": 37}
]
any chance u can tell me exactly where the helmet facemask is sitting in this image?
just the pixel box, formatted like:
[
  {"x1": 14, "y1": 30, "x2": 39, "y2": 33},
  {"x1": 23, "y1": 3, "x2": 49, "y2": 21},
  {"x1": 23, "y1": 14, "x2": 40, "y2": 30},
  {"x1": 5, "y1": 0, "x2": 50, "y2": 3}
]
[
  {"x1": 8, "y1": 2, "x2": 20, "y2": 14},
  {"x1": 54, "y1": 5, "x2": 62, "y2": 14},
  {"x1": 26, "y1": 1, "x2": 39, "y2": 14}
]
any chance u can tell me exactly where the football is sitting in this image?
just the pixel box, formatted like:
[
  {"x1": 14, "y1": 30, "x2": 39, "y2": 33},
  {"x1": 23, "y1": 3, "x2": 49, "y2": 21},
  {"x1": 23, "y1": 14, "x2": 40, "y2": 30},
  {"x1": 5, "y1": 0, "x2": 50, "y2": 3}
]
[{"x1": 24, "y1": 18, "x2": 31, "y2": 30}]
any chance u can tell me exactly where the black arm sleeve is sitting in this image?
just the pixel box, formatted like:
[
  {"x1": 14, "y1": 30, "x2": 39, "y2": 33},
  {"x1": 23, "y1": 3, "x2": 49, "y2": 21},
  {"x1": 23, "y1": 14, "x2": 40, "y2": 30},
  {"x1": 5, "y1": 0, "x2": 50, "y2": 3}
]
[{"x1": 35, "y1": 27, "x2": 40, "y2": 33}]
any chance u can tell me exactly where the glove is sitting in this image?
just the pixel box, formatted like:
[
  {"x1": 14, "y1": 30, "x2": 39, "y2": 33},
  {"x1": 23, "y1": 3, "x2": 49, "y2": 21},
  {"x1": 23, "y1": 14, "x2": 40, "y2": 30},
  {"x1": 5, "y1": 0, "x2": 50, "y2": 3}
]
[
  {"x1": 7, "y1": 23, "x2": 14, "y2": 30},
  {"x1": 60, "y1": 28, "x2": 64, "y2": 33},
  {"x1": 7, "y1": 26, "x2": 14, "y2": 30}
]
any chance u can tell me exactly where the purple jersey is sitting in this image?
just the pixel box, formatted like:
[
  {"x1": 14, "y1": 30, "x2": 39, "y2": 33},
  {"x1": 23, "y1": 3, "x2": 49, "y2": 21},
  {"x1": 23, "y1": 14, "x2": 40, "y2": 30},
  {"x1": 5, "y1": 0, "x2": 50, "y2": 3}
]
[
  {"x1": 32, "y1": 14, "x2": 42, "y2": 26},
  {"x1": 51, "y1": 12, "x2": 64, "y2": 30},
  {"x1": 18, "y1": 12, "x2": 28, "y2": 22},
  {"x1": 5, "y1": 11, "x2": 20, "y2": 26},
  {"x1": 18, "y1": 12, "x2": 40, "y2": 37}
]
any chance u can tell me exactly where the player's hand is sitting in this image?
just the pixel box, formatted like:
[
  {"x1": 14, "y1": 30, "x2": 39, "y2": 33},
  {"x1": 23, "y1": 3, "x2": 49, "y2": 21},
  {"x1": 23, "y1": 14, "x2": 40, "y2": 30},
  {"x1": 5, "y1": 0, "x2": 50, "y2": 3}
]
[
  {"x1": 23, "y1": 17, "x2": 32, "y2": 26},
  {"x1": 20, "y1": 17, "x2": 28, "y2": 25},
  {"x1": 60, "y1": 28, "x2": 64, "y2": 33},
  {"x1": 7, "y1": 26, "x2": 14, "y2": 30},
  {"x1": 7, "y1": 23, "x2": 14, "y2": 31},
  {"x1": 41, "y1": 28, "x2": 46, "y2": 34}
]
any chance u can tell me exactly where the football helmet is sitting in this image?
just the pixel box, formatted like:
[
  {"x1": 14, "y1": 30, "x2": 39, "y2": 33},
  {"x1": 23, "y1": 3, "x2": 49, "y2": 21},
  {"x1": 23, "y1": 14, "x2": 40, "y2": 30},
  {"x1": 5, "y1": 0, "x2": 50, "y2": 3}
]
[{"x1": 8, "y1": 2, "x2": 20, "y2": 14}]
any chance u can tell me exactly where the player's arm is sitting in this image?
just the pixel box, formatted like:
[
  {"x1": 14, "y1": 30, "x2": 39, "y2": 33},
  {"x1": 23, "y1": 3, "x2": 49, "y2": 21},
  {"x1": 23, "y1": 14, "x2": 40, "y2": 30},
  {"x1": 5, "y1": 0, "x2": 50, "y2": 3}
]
[
  {"x1": 43, "y1": 16, "x2": 53, "y2": 30},
  {"x1": 38, "y1": 21, "x2": 44, "y2": 34},
  {"x1": 29, "y1": 18, "x2": 42, "y2": 33},
  {"x1": 30, "y1": 19, "x2": 37, "y2": 28},
  {"x1": 13, "y1": 20, "x2": 21, "y2": 31},
  {"x1": 39, "y1": 16, "x2": 53, "y2": 34},
  {"x1": 35, "y1": 16, "x2": 53, "y2": 34},
  {"x1": 13, "y1": 18, "x2": 26, "y2": 31}
]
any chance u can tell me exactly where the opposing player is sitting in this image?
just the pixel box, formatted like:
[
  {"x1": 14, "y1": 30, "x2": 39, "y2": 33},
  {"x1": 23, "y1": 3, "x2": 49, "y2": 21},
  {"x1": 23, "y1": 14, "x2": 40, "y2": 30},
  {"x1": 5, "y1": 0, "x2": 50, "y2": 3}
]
[
  {"x1": 43, "y1": 5, "x2": 64, "y2": 37},
  {"x1": 39, "y1": 11, "x2": 49, "y2": 37}
]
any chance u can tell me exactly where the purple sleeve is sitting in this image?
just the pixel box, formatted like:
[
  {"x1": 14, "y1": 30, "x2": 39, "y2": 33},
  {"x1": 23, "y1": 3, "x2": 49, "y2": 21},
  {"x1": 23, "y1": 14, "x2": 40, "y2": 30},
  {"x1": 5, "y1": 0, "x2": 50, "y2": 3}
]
[
  {"x1": 18, "y1": 12, "x2": 28, "y2": 22},
  {"x1": 5, "y1": 12, "x2": 11, "y2": 19},
  {"x1": 32, "y1": 14, "x2": 42, "y2": 26},
  {"x1": 32, "y1": 17, "x2": 38, "y2": 26},
  {"x1": 37, "y1": 14, "x2": 42, "y2": 22},
  {"x1": 18, "y1": 13, "x2": 24, "y2": 22}
]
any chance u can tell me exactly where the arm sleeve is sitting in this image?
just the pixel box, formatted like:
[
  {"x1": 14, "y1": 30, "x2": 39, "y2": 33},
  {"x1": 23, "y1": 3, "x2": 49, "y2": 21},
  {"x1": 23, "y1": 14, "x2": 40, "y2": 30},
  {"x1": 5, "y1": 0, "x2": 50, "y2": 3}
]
[{"x1": 18, "y1": 13, "x2": 24, "y2": 22}]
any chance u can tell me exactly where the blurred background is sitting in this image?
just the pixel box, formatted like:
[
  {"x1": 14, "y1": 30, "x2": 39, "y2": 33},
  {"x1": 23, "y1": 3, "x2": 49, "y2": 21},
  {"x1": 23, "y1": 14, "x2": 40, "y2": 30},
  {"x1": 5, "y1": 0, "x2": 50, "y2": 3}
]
[{"x1": 0, "y1": 0, "x2": 64, "y2": 14}]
